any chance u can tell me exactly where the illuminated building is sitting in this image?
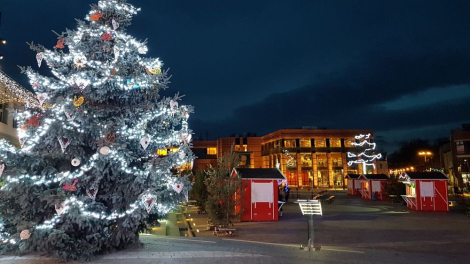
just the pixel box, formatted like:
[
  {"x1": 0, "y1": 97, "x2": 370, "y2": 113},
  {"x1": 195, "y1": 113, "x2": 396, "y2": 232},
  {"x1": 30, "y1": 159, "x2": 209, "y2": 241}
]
[
  {"x1": 0, "y1": 70, "x2": 39, "y2": 147},
  {"x1": 192, "y1": 128, "x2": 380, "y2": 187},
  {"x1": 440, "y1": 123, "x2": 470, "y2": 187}
]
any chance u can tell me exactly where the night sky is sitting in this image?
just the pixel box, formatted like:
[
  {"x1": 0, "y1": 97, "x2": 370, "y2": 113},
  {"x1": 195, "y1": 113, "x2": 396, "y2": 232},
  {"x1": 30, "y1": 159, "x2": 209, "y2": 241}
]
[{"x1": 1, "y1": 0, "x2": 470, "y2": 152}]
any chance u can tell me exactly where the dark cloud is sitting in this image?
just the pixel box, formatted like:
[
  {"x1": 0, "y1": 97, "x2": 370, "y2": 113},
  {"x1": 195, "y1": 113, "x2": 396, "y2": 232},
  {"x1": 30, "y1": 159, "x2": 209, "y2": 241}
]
[
  {"x1": 190, "y1": 50, "x2": 470, "y2": 145},
  {"x1": 1, "y1": 0, "x2": 470, "y2": 151}
]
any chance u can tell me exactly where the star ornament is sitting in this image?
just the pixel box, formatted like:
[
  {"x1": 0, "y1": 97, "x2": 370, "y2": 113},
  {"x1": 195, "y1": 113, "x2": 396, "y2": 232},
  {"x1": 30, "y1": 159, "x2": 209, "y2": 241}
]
[{"x1": 74, "y1": 60, "x2": 86, "y2": 69}]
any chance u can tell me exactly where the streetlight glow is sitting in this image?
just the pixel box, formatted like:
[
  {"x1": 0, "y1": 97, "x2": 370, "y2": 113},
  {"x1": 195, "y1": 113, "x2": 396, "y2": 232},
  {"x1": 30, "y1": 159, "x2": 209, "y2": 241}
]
[{"x1": 418, "y1": 151, "x2": 433, "y2": 162}]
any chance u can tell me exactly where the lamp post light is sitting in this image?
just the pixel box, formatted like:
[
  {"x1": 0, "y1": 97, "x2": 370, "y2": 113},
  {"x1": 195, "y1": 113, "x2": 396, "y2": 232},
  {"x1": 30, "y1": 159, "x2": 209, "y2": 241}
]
[
  {"x1": 418, "y1": 151, "x2": 432, "y2": 163},
  {"x1": 0, "y1": 38, "x2": 5, "y2": 60}
]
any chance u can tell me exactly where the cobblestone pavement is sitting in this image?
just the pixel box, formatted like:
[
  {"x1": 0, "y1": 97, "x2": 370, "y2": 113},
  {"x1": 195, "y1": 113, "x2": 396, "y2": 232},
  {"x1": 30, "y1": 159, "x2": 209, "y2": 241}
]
[
  {"x1": 1, "y1": 235, "x2": 467, "y2": 264},
  {"x1": 1, "y1": 191, "x2": 469, "y2": 263}
]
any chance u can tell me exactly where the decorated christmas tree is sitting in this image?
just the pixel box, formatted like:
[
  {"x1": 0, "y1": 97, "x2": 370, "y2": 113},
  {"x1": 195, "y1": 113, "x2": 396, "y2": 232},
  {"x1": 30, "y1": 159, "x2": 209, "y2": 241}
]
[
  {"x1": 0, "y1": 0, "x2": 193, "y2": 260},
  {"x1": 347, "y1": 133, "x2": 382, "y2": 174}
]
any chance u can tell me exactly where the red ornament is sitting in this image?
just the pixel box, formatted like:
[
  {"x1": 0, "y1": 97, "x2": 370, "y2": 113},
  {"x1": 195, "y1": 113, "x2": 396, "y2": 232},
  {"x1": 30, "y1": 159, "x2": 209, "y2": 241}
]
[
  {"x1": 90, "y1": 12, "x2": 103, "y2": 21},
  {"x1": 55, "y1": 38, "x2": 65, "y2": 49},
  {"x1": 62, "y1": 179, "x2": 78, "y2": 192},
  {"x1": 26, "y1": 114, "x2": 42, "y2": 127},
  {"x1": 219, "y1": 200, "x2": 223, "y2": 205},
  {"x1": 101, "y1": 32, "x2": 113, "y2": 41},
  {"x1": 106, "y1": 132, "x2": 116, "y2": 143}
]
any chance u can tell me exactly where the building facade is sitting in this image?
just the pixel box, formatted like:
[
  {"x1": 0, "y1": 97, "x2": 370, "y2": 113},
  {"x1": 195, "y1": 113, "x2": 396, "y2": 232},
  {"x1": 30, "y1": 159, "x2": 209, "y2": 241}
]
[
  {"x1": 192, "y1": 128, "x2": 382, "y2": 188},
  {"x1": 440, "y1": 124, "x2": 470, "y2": 188},
  {"x1": 0, "y1": 70, "x2": 39, "y2": 147}
]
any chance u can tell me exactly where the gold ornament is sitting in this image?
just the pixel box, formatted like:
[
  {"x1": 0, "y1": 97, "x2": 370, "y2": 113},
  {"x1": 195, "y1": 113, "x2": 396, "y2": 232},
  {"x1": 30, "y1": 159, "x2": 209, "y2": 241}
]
[
  {"x1": 74, "y1": 61, "x2": 86, "y2": 69},
  {"x1": 146, "y1": 68, "x2": 162, "y2": 75},
  {"x1": 73, "y1": 96, "x2": 84, "y2": 107}
]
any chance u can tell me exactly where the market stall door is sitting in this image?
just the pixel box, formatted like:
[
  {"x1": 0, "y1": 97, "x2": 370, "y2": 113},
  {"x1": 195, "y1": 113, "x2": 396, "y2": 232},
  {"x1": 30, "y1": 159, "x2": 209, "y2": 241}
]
[
  {"x1": 434, "y1": 182, "x2": 449, "y2": 211},
  {"x1": 251, "y1": 181, "x2": 276, "y2": 221},
  {"x1": 419, "y1": 181, "x2": 435, "y2": 211}
]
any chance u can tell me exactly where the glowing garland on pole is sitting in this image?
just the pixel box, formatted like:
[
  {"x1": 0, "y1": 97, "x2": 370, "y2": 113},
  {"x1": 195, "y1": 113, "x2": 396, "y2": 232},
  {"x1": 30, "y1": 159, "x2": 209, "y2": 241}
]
[{"x1": 347, "y1": 133, "x2": 382, "y2": 174}]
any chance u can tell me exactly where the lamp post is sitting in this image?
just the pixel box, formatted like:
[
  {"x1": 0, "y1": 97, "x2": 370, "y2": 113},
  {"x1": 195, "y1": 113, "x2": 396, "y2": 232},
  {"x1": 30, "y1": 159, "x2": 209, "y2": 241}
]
[{"x1": 418, "y1": 151, "x2": 432, "y2": 163}]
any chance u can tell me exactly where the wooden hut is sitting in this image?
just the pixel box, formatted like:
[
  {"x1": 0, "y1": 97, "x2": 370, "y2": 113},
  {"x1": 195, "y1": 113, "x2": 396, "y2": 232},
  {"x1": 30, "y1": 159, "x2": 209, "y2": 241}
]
[
  {"x1": 345, "y1": 174, "x2": 362, "y2": 196},
  {"x1": 357, "y1": 174, "x2": 389, "y2": 201},
  {"x1": 398, "y1": 172, "x2": 449, "y2": 212},
  {"x1": 235, "y1": 168, "x2": 286, "y2": 221}
]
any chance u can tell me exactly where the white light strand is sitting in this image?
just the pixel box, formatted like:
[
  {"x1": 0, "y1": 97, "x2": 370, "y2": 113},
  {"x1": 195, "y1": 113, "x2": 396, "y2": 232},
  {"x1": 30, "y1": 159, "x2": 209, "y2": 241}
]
[
  {"x1": 0, "y1": 0, "x2": 194, "y2": 246},
  {"x1": 347, "y1": 133, "x2": 382, "y2": 174}
]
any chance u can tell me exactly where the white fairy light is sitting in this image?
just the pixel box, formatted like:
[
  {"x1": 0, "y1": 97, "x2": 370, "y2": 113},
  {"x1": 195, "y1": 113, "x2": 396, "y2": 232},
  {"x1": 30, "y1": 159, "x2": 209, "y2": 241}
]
[
  {"x1": 0, "y1": 0, "x2": 195, "y2": 245},
  {"x1": 347, "y1": 133, "x2": 382, "y2": 174}
]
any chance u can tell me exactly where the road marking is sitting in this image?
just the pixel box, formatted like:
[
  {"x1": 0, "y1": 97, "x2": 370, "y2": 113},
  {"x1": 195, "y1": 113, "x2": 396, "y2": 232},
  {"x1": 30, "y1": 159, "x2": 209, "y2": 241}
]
[
  {"x1": 321, "y1": 247, "x2": 365, "y2": 254},
  {"x1": 222, "y1": 239, "x2": 365, "y2": 254},
  {"x1": 222, "y1": 238, "x2": 298, "y2": 248},
  {"x1": 157, "y1": 237, "x2": 217, "y2": 244},
  {"x1": 101, "y1": 251, "x2": 265, "y2": 259}
]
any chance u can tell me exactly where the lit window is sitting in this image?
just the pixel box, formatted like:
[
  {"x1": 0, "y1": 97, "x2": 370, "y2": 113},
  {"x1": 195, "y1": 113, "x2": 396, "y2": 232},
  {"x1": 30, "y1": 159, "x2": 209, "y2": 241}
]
[
  {"x1": 286, "y1": 153, "x2": 297, "y2": 169},
  {"x1": 300, "y1": 139, "x2": 311, "y2": 147},
  {"x1": 207, "y1": 147, "x2": 217, "y2": 155},
  {"x1": 301, "y1": 153, "x2": 312, "y2": 167},
  {"x1": 317, "y1": 154, "x2": 327, "y2": 167},
  {"x1": 284, "y1": 139, "x2": 296, "y2": 148},
  {"x1": 157, "y1": 149, "x2": 168, "y2": 156},
  {"x1": 330, "y1": 138, "x2": 341, "y2": 148},
  {"x1": 315, "y1": 139, "x2": 325, "y2": 148},
  {"x1": 169, "y1": 147, "x2": 178, "y2": 153},
  {"x1": 345, "y1": 139, "x2": 355, "y2": 147}
]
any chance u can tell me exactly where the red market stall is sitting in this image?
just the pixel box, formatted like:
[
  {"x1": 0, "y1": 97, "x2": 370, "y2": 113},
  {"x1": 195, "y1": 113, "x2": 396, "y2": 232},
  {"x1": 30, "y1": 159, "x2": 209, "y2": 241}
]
[
  {"x1": 398, "y1": 172, "x2": 449, "y2": 212},
  {"x1": 235, "y1": 168, "x2": 286, "y2": 222},
  {"x1": 345, "y1": 174, "x2": 362, "y2": 196},
  {"x1": 357, "y1": 174, "x2": 389, "y2": 201}
]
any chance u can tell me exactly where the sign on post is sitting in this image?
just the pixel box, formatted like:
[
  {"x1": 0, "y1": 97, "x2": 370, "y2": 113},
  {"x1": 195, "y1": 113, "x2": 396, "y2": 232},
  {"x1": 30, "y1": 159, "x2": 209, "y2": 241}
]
[
  {"x1": 297, "y1": 199, "x2": 322, "y2": 216},
  {"x1": 295, "y1": 200, "x2": 323, "y2": 251}
]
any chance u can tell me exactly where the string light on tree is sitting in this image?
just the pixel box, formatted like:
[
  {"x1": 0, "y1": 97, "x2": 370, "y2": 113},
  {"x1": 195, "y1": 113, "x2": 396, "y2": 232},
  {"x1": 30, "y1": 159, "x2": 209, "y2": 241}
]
[
  {"x1": 347, "y1": 133, "x2": 382, "y2": 174},
  {"x1": 0, "y1": 0, "x2": 194, "y2": 260}
]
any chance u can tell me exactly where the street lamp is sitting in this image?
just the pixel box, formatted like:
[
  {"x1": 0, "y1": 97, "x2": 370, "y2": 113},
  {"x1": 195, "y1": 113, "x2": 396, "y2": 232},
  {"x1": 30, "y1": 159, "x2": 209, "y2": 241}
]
[
  {"x1": 0, "y1": 38, "x2": 5, "y2": 45},
  {"x1": 418, "y1": 151, "x2": 433, "y2": 162}
]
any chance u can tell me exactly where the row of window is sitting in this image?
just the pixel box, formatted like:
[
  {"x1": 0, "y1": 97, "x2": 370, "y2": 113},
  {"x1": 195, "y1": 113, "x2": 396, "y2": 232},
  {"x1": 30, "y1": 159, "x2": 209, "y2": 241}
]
[
  {"x1": 267, "y1": 153, "x2": 345, "y2": 169},
  {"x1": 265, "y1": 138, "x2": 363, "y2": 150},
  {"x1": 284, "y1": 169, "x2": 358, "y2": 187}
]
